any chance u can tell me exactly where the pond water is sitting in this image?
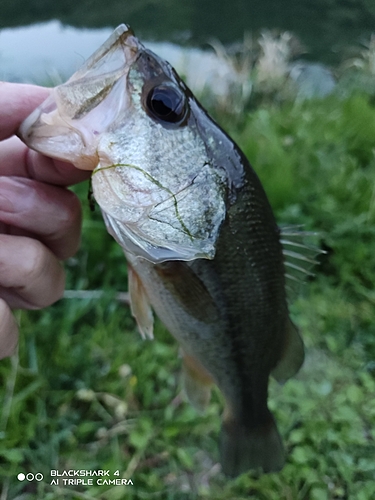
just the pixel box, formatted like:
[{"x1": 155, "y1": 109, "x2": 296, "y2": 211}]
[{"x1": 1, "y1": 1, "x2": 374, "y2": 83}]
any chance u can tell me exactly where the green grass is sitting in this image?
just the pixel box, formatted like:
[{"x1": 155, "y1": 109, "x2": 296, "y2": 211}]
[{"x1": 1, "y1": 83, "x2": 375, "y2": 498}]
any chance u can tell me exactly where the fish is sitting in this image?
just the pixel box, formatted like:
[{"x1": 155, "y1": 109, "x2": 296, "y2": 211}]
[{"x1": 19, "y1": 24, "x2": 307, "y2": 477}]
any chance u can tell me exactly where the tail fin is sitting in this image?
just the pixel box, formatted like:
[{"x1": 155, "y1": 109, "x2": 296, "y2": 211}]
[{"x1": 220, "y1": 413, "x2": 285, "y2": 477}]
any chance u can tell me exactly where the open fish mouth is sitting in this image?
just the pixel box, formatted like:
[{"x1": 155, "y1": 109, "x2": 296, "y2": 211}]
[{"x1": 19, "y1": 25, "x2": 141, "y2": 170}]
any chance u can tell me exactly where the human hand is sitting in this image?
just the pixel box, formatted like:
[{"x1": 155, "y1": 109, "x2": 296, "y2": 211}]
[{"x1": 0, "y1": 82, "x2": 91, "y2": 359}]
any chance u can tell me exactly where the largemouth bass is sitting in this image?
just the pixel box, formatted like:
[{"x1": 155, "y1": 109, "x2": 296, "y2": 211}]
[{"x1": 19, "y1": 25, "x2": 305, "y2": 477}]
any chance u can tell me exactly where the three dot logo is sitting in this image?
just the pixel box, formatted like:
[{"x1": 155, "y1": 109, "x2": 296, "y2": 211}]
[{"x1": 17, "y1": 472, "x2": 43, "y2": 481}]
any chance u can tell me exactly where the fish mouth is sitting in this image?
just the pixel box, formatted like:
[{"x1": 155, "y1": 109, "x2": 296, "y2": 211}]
[{"x1": 18, "y1": 24, "x2": 142, "y2": 170}]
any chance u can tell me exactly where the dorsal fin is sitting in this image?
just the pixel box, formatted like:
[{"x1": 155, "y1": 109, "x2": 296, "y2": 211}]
[{"x1": 280, "y1": 226, "x2": 326, "y2": 301}]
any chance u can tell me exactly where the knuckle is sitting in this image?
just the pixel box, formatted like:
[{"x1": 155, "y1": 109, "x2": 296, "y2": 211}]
[{"x1": 0, "y1": 235, "x2": 66, "y2": 310}]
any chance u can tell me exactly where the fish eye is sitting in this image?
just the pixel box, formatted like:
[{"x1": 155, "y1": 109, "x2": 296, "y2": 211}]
[{"x1": 146, "y1": 84, "x2": 187, "y2": 125}]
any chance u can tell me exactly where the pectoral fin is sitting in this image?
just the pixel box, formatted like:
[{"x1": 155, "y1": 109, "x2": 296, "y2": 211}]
[
  {"x1": 155, "y1": 261, "x2": 219, "y2": 324},
  {"x1": 272, "y1": 318, "x2": 304, "y2": 383},
  {"x1": 181, "y1": 350, "x2": 214, "y2": 413},
  {"x1": 128, "y1": 264, "x2": 154, "y2": 340}
]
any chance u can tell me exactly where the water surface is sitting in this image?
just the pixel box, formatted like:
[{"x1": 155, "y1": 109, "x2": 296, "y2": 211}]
[{"x1": 2, "y1": 0, "x2": 374, "y2": 64}]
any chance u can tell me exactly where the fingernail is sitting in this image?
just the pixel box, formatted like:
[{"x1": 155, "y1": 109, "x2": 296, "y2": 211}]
[{"x1": 0, "y1": 177, "x2": 33, "y2": 213}]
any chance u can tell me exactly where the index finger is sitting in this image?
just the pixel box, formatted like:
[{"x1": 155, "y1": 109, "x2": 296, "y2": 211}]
[
  {"x1": 0, "y1": 82, "x2": 50, "y2": 141},
  {"x1": 0, "y1": 137, "x2": 91, "y2": 186},
  {"x1": 0, "y1": 82, "x2": 90, "y2": 185}
]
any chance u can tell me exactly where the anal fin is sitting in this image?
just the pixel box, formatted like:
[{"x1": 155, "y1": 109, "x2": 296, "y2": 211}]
[
  {"x1": 181, "y1": 351, "x2": 214, "y2": 413},
  {"x1": 272, "y1": 318, "x2": 304, "y2": 383},
  {"x1": 128, "y1": 264, "x2": 154, "y2": 340}
]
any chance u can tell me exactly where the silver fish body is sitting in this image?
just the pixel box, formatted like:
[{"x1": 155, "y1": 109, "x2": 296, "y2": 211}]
[{"x1": 19, "y1": 25, "x2": 304, "y2": 476}]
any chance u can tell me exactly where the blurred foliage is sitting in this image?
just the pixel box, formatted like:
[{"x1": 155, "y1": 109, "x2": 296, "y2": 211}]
[
  {"x1": 1, "y1": 39, "x2": 375, "y2": 500},
  {"x1": 1, "y1": 0, "x2": 375, "y2": 64}
]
